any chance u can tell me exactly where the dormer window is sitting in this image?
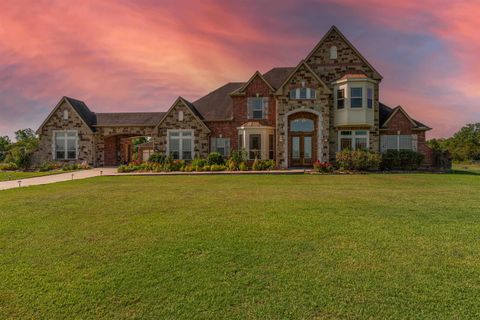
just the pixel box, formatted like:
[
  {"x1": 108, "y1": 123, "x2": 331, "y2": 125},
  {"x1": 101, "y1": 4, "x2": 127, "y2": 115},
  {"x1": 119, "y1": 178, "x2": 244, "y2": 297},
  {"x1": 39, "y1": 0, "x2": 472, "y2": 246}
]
[
  {"x1": 178, "y1": 110, "x2": 184, "y2": 121},
  {"x1": 289, "y1": 88, "x2": 316, "y2": 100},
  {"x1": 63, "y1": 110, "x2": 69, "y2": 120},
  {"x1": 350, "y1": 88, "x2": 363, "y2": 108},
  {"x1": 330, "y1": 46, "x2": 337, "y2": 59}
]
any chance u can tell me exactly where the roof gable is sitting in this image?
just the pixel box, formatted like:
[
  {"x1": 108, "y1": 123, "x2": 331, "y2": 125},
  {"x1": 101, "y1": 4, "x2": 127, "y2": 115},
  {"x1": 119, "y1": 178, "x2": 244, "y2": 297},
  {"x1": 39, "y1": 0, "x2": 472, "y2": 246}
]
[
  {"x1": 231, "y1": 71, "x2": 275, "y2": 95},
  {"x1": 380, "y1": 104, "x2": 431, "y2": 130},
  {"x1": 262, "y1": 67, "x2": 296, "y2": 90},
  {"x1": 305, "y1": 25, "x2": 383, "y2": 80},
  {"x1": 36, "y1": 96, "x2": 95, "y2": 134},
  {"x1": 155, "y1": 97, "x2": 210, "y2": 132},
  {"x1": 274, "y1": 60, "x2": 331, "y2": 94}
]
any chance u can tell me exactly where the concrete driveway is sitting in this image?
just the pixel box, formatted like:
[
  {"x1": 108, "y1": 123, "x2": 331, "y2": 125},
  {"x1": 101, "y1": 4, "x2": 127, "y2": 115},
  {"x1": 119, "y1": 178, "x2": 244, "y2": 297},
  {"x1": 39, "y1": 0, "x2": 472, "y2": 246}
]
[{"x1": 0, "y1": 167, "x2": 118, "y2": 191}]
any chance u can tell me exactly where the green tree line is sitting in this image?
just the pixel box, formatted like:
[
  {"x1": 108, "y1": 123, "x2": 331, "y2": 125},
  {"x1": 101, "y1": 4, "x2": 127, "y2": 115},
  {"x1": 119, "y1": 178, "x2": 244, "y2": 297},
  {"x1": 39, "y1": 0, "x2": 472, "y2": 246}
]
[
  {"x1": 428, "y1": 123, "x2": 480, "y2": 162},
  {"x1": 0, "y1": 128, "x2": 39, "y2": 168}
]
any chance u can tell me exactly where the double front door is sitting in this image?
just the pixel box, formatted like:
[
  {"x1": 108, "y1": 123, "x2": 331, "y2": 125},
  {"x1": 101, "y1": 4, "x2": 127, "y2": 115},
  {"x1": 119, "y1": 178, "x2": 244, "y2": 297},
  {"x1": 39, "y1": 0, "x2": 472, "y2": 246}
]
[{"x1": 289, "y1": 133, "x2": 314, "y2": 167}]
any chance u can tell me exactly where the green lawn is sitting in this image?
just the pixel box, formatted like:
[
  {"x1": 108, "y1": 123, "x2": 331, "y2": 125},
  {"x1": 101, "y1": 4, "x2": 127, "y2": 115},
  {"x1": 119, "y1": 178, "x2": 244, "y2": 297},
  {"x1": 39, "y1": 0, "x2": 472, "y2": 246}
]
[
  {"x1": 0, "y1": 170, "x2": 64, "y2": 182},
  {"x1": 452, "y1": 162, "x2": 480, "y2": 174},
  {"x1": 1, "y1": 174, "x2": 479, "y2": 319}
]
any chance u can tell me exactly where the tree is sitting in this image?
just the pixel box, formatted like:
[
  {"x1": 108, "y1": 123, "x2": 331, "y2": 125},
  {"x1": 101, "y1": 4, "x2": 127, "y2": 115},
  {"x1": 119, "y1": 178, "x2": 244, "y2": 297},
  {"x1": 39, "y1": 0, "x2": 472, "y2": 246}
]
[
  {"x1": 0, "y1": 136, "x2": 11, "y2": 162},
  {"x1": 4, "y1": 128, "x2": 39, "y2": 169},
  {"x1": 428, "y1": 123, "x2": 480, "y2": 161}
]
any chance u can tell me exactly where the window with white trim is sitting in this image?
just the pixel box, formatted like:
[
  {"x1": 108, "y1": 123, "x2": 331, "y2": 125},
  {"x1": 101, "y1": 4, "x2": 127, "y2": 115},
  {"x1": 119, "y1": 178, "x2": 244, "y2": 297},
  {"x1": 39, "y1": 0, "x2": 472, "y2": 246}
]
[
  {"x1": 381, "y1": 135, "x2": 418, "y2": 152},
  {"x1": 249, "y1": 134, "x2": 261, "y2": 160},
  {"x1": 338, "y1": 130, "x2": 369, "y2": 151},
  {"x1": 211, "y1": 137, "x2": 230, "y2": 157},
  {"x1": 247, "y1": 97, "x2": 267, "y2": 119},
  {"x1": 350, "y1": 87, "x2": 363, "y2": 108},
  {"x1": 336, "y1": 89, "x2": 345, "y2": 109},
  {"x1": 289, "y1": 88, "x2": 316, "y2": 100},
  {"x1": 367, "y1": 88, "x2": 373, "y2": 109},
  {"x1": 54, "y1": 131, "x2": 77, "y2": 160},
  {"x1": 168, "y1": 130, "x2": 193, "y2": 160}
]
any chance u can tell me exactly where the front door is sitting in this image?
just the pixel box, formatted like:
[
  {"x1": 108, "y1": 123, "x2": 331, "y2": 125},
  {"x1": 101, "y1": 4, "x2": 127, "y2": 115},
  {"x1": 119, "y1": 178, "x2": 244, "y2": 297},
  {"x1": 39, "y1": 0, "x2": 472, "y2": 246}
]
[
  {"x1": 290, "y1": 134, "x2": 314, "y2": 167},
  {"x1": 288, "y1": 112, "x2": 317, "y2": 167}
]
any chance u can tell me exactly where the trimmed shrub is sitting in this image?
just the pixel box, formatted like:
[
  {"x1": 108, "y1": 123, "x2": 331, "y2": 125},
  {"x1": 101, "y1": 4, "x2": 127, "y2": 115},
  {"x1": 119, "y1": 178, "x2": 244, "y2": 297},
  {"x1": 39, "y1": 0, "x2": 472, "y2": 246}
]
[
  {"x1": 239, "y1": 162, "x2": 248, "y2": 171},
  {"x1": 192, "y1": 157, "x2": 207, "y2": 171},
  {"x1": 148, "y1": 153, "x2": 169, "y2": 165},
  {"x1": 38, "y1": 162, "x2": 62, "y2": 172},
  {"x1": 336, "y1": 149, "x2": 382, "y2": 171},
  {"x1": 210, "y1": 164, "x2": 227, "y2": 171},
  {"x1": 381, "y1": 150, "x2": 424, "y2": 170},
  {"x1": 313, "y1": 160, "x2": 334, "y2": 173},
  {"x1": 252, "y1": 159, "x2": 275, "y2": 171},
  {"x1": 207, "y1": 152, "x2": 224, "y2": 165},
  {"x1": 0, "y1": 162, "x2": 18, "y2": 171}
]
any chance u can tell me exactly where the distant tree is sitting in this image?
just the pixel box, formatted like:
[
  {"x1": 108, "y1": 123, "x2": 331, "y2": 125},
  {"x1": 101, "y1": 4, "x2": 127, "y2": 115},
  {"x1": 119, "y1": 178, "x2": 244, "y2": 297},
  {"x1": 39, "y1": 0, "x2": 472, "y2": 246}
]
[
  {"x1": 5, "y1": 128, "x2": 39, "y2": 168},
  {"x1": 0, "y1": 136, "x2": 11, "y2": 162},
  {"x1": 428, "y1": 123, "x2": 480, "y2": 161},
  {"x1": 132, "y1": 136, "x2": 149, "y2": 153}
]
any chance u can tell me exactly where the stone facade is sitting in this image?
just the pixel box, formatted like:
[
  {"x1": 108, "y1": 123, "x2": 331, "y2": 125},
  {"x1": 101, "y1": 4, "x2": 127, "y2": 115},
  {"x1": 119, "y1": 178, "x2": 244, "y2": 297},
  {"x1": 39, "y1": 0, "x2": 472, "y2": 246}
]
[
  {"x1": 305, "y1": 28, "x2": 381, "y2": 159},
  {"x1": 36, "y1": 100, "x2": 95, "y2": 165},
  {"x1": 35, "y1": 26, "x2": 436, "y2": 168},
  {"x1": 275, "y1": 63, "x2": 331, "y2": 166},
  {"x1": 154, "y1": 99, "x2": 210, "y2": 158}
]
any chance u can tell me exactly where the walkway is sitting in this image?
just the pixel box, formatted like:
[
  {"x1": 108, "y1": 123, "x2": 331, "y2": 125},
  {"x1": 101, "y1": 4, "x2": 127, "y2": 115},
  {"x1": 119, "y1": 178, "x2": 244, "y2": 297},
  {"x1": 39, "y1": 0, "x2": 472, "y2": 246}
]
[{"x1": 0, "y1": 168, "x2": 117, "y2": 191}]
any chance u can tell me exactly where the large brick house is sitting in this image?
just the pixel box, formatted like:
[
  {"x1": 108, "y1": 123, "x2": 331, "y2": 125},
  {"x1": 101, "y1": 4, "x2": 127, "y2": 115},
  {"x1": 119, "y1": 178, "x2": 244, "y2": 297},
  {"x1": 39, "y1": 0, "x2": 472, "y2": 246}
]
[{"x1": 35, "y1": 26, "x2": 436, "y2": 168}]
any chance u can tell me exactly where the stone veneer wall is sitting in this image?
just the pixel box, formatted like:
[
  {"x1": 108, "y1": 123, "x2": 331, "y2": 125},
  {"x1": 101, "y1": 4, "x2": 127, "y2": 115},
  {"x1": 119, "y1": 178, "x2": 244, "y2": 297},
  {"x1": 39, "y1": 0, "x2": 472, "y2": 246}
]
[
  {"x1": 154, "y1": 101, "x2": 210, "y2": 158},
  {"x1": 35, "y1": 100, "x2": 95, "y2": 165},
  {"x1": 94, "y1": 126, "x2": 154, "y2": 166},
  {"x1": 305, "y1": 29, "x2": 381, "y2": 158},
  {"x1": 276, "y1": 64, "x2": 331, "y2": 167}
]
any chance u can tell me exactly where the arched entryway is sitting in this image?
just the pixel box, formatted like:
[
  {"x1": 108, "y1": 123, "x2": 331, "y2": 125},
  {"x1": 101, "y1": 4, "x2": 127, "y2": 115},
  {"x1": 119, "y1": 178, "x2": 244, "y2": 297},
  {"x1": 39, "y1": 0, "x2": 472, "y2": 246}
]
[
  {"x1": 103, "y1": 134, "x2": 152, "y2": 166},
  {"x1": 288, "y1": 112, "x2": 318, "y2": 167}
]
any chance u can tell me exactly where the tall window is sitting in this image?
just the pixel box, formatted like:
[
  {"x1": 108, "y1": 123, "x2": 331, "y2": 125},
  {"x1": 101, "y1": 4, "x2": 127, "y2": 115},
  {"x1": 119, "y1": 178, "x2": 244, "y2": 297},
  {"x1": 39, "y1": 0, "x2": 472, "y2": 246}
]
[
  {"x1": 330, "y1": 46, "x2": 337, "y2": 59},
  {"x1": 367, "y1": 88, "x2": 373, "y2": 109},
  {"x1": 248, "y1": 97, "x2": 267, "y2": 119},
  {"x1": 168, "y1": 130, "x2": 193, "y2": 160},
  {"x1": 54, "y1": 131, "x2": 77, "y2": 160},
  {"x1": 211, "y1": 137, "x2": 230, "y2": 157},
  {"x1": 336, "y1": 89, "x2": 345, "y2": 109},
  {"x1": 338, "y1": 130, "x2": 369, "y2": 151},
  {"x1": 351, "y1": 88, "x2": 363, "y2": 108},
  {"x1": 238, "y1": 134, "x2": 243, "y2": 149},
  {"x1": 249, "y1": 134, "x2": 261, "y2": 160},
  {"x1": 269, "y1": 134, "x2": 274, "y2": 160}
]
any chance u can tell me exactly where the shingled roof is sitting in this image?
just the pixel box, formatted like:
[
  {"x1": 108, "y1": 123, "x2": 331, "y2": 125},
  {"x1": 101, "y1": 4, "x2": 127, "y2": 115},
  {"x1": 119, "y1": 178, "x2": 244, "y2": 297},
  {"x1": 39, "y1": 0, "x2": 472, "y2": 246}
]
[
  {"x1": 262, "y1": 67, "x2": 295, "y2": 90},
  {"x1": 64, "y1": 97, "x2": 97, "y2": 127},
  {"x1": 192, "y1": 82, "x2": 244, "y2": 120},
  {"x1": 379, "y1": 103, "x2": 430, "y2": 129},
  {"x1": 94, "y1": 112, "x2": 165, "y2": 126}
]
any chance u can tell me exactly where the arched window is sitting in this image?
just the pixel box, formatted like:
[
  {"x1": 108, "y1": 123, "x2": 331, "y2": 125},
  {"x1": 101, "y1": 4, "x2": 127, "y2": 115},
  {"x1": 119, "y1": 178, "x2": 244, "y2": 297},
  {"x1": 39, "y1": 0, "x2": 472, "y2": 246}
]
[
  {"x1": 330, "y1": 46, "x2": 337, "y2": 59},
  {"x1": 290, "y1": 118, "x2": 314, "y2": 132},
  {"x1": 178, "y1": 110, "x2": 184, "y2": 121},
  {"x1": 63, "y1": 110, "x2": 69, "y2": 120}
]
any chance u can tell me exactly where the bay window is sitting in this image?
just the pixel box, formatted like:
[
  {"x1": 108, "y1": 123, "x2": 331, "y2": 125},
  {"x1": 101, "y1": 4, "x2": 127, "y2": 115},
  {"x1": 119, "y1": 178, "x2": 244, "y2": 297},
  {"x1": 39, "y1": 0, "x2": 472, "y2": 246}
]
[
  {"x1": 367, "y1": 88, "x2": 373, "y2": 109},
  {"x1": 350, "y1": 88, "x2": 363, "y2": 108},
  {"x1": 338, "y1": 130, "x2": 369, "y2": 151},
  {"x1": 54, "y1": 131, "x2": 78, "y2": 160},
  {"x1": 168, "y1": 130, "x2": 193, "y2": 160},
  {"x1": 336, "y1": 89, "x2": 345, "y2": 109},
  {"x1": 249, "y1": 134, "x2": 261, "y2": 160}
]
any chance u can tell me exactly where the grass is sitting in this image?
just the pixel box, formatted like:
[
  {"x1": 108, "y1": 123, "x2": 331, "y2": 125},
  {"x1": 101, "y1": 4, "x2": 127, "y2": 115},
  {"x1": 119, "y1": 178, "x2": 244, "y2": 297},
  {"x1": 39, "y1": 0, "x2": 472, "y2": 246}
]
[
  {"x1": 1, "y1": 174, "x2": 479, "y2": 319},
  {"x1": 452, "y1": 162, "x2": 480, "y2": 174},
  {"x1": 0, "y1": 170, "x2": 65, "y2": 181}
]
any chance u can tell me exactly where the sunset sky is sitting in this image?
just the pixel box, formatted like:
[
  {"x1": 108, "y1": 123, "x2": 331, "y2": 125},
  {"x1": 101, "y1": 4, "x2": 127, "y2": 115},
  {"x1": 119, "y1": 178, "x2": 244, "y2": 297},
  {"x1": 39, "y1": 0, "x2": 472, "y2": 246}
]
[{"x1": 1, "y1": 0, "x2": 479, "y2": 139}]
